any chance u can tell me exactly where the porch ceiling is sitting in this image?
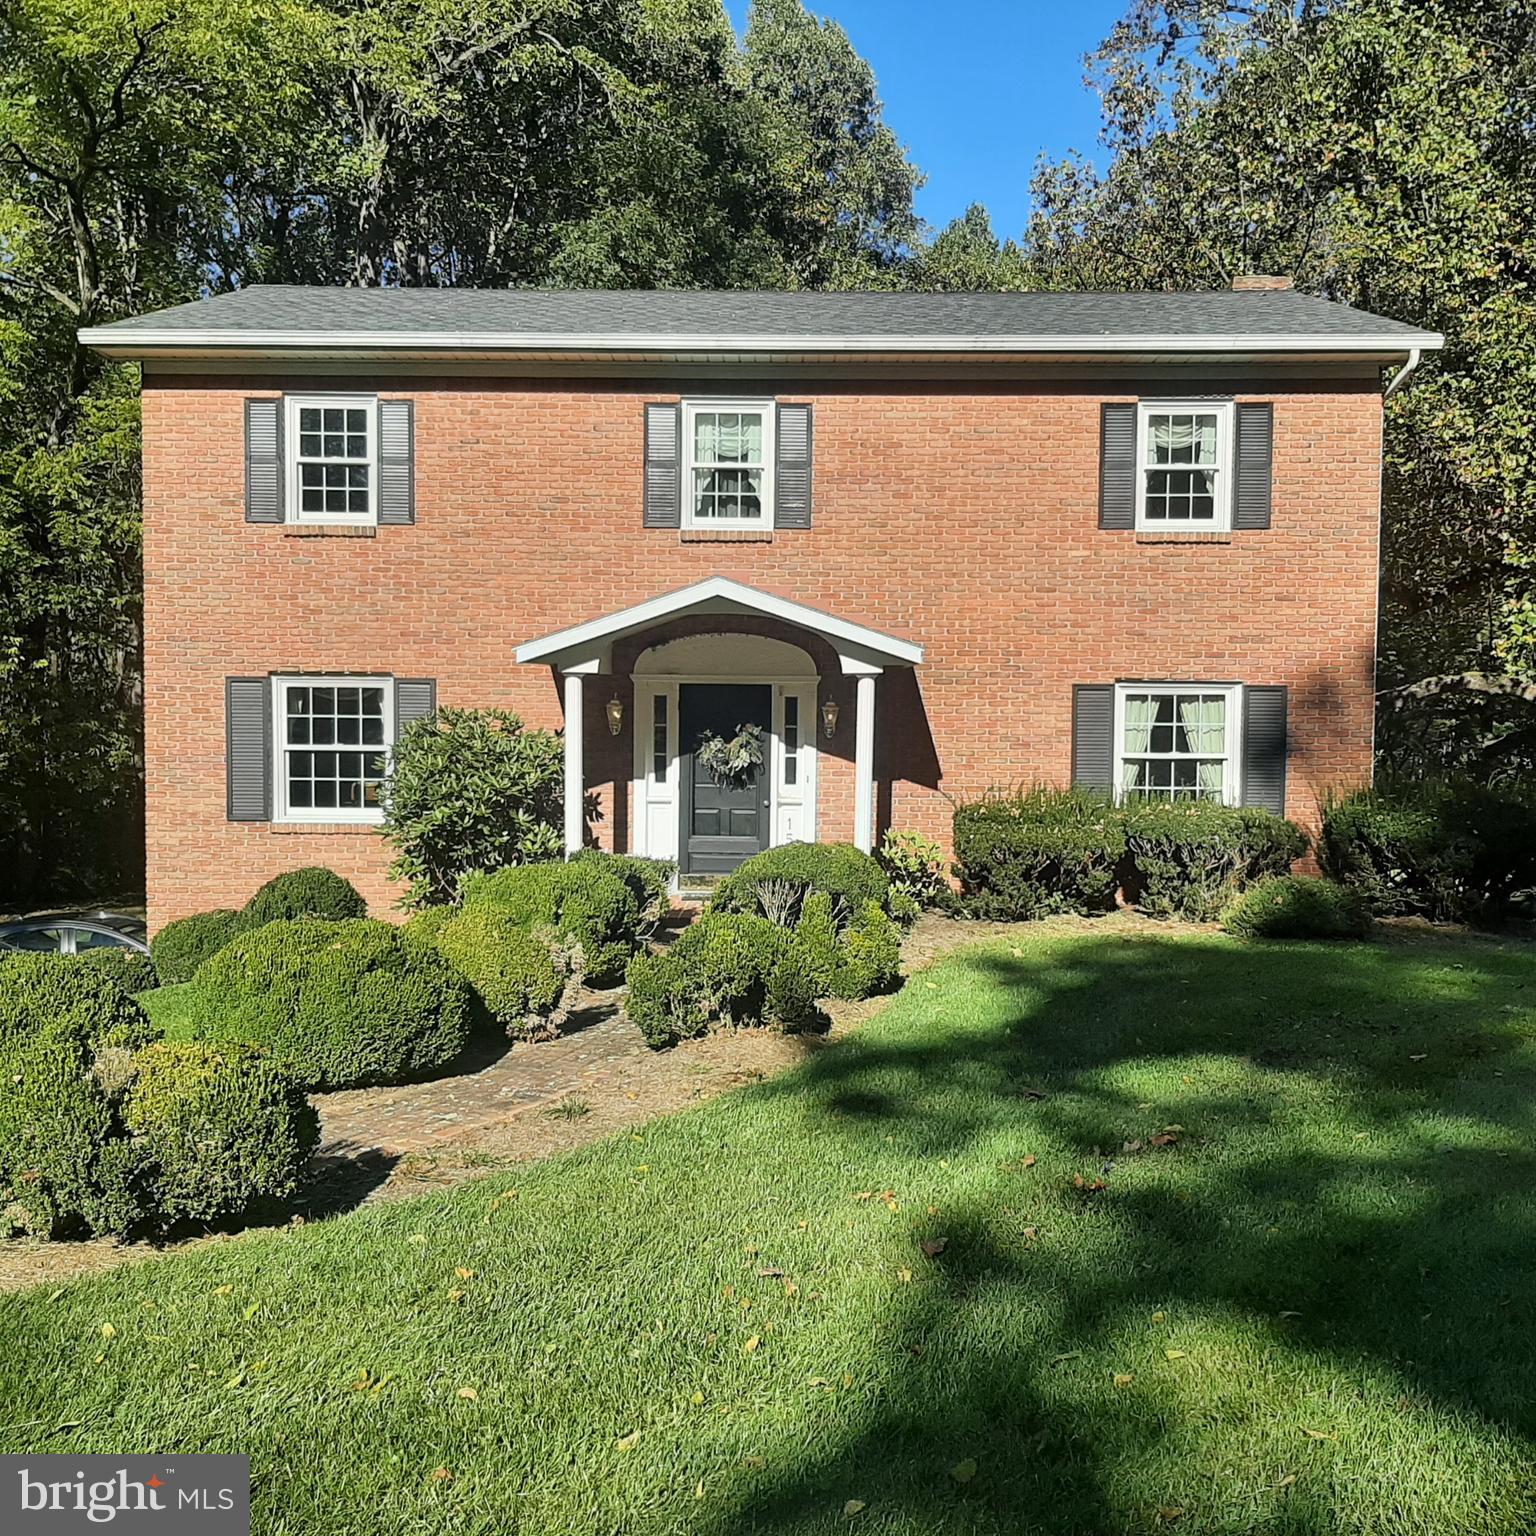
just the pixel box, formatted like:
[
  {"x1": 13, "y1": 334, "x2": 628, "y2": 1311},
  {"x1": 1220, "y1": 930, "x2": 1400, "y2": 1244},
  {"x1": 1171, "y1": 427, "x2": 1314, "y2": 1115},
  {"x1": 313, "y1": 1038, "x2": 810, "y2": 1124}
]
[{"x1": 514, "y1": 576, "x2": 923, "y2": 676}]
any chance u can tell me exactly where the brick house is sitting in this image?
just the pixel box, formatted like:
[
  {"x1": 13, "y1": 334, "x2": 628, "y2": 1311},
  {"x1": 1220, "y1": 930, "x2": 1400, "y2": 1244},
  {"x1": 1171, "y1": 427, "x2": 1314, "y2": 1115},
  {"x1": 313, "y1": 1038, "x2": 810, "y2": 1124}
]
[{"x1": 82, "y1": 286, "x2": 1441, "y2": 929}]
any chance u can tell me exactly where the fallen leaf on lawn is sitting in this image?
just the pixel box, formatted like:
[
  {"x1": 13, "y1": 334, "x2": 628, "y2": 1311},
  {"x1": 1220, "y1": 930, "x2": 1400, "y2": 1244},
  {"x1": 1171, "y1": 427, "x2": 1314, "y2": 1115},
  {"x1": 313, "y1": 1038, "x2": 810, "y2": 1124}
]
[
  {"x1": 695, "y1": 1479, "x2": 705, "y2": 1499},
  {"x1": 1051, "y1": 1351, "x2": 1082, "y2": 1366},
  {"x1": 242, "y1": 1303, "x2": 261, "y2": 1321},
  {"x1": 224, "y1": 1370, "x2": 246, "y2": 1389},
  {"x1": 47, "y1": 1289, "x2": 65, "y2": 1303},
  {"x1": 1073, "y1": 1175, "x2": 1108, "y2": 1193},
  {"x1": 1150, "y1": 1133, "x2": 1178, "y2": 1148},
  {"x1": 615, "y1": 1430, "x2": 640, "y2": 1451},
  {"x1": 429, "y1": 1467, "x2": 453, "y2": 1483},
  {"x1": 842, "y1": 1372, "x2": 854, "y2": 1389},
  {"x1": 919, "y1": 1238, "x2": 947, "y2": 1258},
  {"x1": 98, "y1": 1322, "x2": 116, "y2": 1339},
  {"x1": 897, "y1": 1268, "x2": 912, "y2": 1284},
  {"x1": 808, "y1": 1376, "x2": 832, "y2": 1387},
  {"x1": 1276, "y1": 1473, "x2": 1297, "y2": 1489},
  {"x1": 926, "y1": 1205, "x2": 938, "y2": 1215},
  {"x1": 1279, "y1": 1311, "x2": 1302, "y2": 1320},
  {"x1": 456, "y1": 1387, "x2": 479, "y2": 1401},
  {"x1": 1300, "y1": 1428, "x2": 1336, "y2": 1441},
  {"x1": 741, "y1": 1455, "x2": 765, "y2": 1469},
  {"x1": 1122, "y1": 1139, "x2": 1144, "y2": 1153},
  {"x1": 1409, "y1": 1054, "x2": 1427, "y2": 1062},
  {"x1": 212, "y1": 1285, "x2": 234, "y2": 1297},
  {"x1": 407, "y1": 1233, "x2": 428, "y2": 1245},
  {"x1": 447, "y1": 1289, "x2": 466, "y2": 1304},
  {"x1": 93, "y1": 1352, "x2": 106, "y2": 1364},
  {"x1": 783, "y1": 1281, "x2": 799, "y2": 1297},
  {"x1": 690, "y1": 1390, "x2": 705, "y2": 1405},
  {"x1": 1164, "y1": 1349, "x2": 1188, "y2": 1361},
  {"x1": 1114, "y1": 1373, "x2": 1135, "y2": 1388},
  {"x1": 370, "y1": 1374, "x2": 394, "y2": 1393},
  {"x1": 757, "y1": 1266, "x2": 784, "y2": 1278},
  {"x1": 1020, "y1": 1226, "x2": 1038, "y2": 1242},
  {"x1": 1158, "y1": 1507, "x2": 1187, "y2": 1523},
  {"x1": 842, "y1": 1499, "x2": 867, "y2": 1517},
  {"x1": 455, "y1": 1267, "x2": 475, "y2": 1280},
  {"x1": 949, "y1": 1458, "x2": 978, "y2": 1484},
  {"x1": 1021, "y1": 1155, "x2": 1037, "y2": 1168},
  {"x1": 744, "y1": 1335, "x2": 761, "y2": 1353},
  {"x1": 1151, "y1": 1311, "x2": 1167, "y2": 1324}
]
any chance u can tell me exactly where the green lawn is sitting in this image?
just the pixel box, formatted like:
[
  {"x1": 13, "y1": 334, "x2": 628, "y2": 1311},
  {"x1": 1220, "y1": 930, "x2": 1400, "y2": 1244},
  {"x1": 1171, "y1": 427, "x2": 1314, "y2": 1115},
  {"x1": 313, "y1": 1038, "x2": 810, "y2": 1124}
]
[{"x1": 6, "y1": 923, "x2": 1536, "y2": 1535}]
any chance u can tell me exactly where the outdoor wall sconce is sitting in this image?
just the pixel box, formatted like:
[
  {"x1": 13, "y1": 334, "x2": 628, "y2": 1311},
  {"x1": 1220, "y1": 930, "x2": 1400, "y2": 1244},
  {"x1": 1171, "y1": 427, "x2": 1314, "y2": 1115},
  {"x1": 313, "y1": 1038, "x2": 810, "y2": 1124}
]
[
  {"x1": 606, "y1": 695, "x2": 624, "y2": 736},
  {"x1": 821, "y1": 698, "x2": 840, "y2": 738}
]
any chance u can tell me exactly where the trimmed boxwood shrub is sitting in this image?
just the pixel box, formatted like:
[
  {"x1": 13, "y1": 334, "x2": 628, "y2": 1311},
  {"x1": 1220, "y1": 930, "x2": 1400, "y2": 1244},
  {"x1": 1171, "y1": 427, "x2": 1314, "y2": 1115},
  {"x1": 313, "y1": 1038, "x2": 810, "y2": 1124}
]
[
  {"x1": 710, "y1": 842, "x2": 890, "y2": 927},
  {"x1": 782, "y1": 892, "x2": 901, "y2": 1001},
  {"x1": 243, "y1": 866, "x2": 367, "y2": 924},
  {"x1": 1123, "y1": 802, "x2": 1307, "y2": 922},
  {"x1": 1320, "y1": 783, "x2": 1536, "y2": 926},
  {"x1": 434, "y1": 908, "x2": 572, "y2": 1040},
  {"x1": 150, "y1": 908, "x2": 251, "y2": 984},
  {"x1": 0, "y1": 953, "x2": 156, "y2": 1052},
  {"x1": 185, "y1": 919, "x2": 472, "y2": 1089},
  {"x1": 124, "y1": 1040, "x2": 318, "y2": 1228},
  {"x1": 461, "y1": 860, "x2": 641, "y2": 986},
  {"x1": 571, "y1": 850, "x2": 674, "y2": 936},
  {"x1": 1222, "y1": 876, "x2": 1371, "y2": 940},
  {"x1": 625, "y1": 912, "x2": 799, "y2": 1049},
  {"x1": 954, "y1": 788, "x2": 1126, "y2": 919},
  {"x1": 70, "y1": 946, "x2": 159, "y2": 996}
]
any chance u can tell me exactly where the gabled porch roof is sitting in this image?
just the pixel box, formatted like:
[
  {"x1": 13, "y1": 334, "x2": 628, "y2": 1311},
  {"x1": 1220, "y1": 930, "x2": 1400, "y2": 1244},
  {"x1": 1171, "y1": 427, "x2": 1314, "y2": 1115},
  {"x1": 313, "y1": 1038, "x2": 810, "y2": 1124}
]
[{"x1": 515, "y1": 577, "x2": 923, "y2": 676}]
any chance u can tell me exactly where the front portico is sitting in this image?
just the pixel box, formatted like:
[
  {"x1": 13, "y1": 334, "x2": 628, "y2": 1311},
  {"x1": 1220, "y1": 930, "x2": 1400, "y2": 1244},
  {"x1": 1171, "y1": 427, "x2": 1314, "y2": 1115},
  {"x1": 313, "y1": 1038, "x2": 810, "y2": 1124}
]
[{"x1": 515, "y1": 578, "x2": 923, "y2": 867}]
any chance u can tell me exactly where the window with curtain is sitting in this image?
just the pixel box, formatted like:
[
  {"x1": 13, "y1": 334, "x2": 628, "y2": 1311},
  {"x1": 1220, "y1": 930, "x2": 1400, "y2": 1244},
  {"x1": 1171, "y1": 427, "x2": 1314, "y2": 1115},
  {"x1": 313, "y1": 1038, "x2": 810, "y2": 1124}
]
[
  {"x1": 684, "y1": 400, "x2": 774, "y2": 526},
  {"x1": 1117, "y1": 685, "x2": 1238, "y2": 803},
  {"x1": 1137, "y1": 401, "x2": 1232, "y2": 530}
]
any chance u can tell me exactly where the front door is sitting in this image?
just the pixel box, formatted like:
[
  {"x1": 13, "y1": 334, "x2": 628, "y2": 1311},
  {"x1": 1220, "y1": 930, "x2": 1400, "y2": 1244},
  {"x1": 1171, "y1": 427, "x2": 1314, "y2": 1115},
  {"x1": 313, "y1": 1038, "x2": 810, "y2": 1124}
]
[{"x1": 680, "y1": 683, "x2": 772, "y2": 874}]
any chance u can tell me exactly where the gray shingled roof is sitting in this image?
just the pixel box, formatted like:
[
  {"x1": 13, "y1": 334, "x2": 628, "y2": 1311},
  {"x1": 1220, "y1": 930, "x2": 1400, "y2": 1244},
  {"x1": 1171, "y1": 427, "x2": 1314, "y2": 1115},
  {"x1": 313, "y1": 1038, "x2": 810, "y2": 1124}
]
[{"x1": 86, "y1": 284, "x2": 1435, "y2": 343}]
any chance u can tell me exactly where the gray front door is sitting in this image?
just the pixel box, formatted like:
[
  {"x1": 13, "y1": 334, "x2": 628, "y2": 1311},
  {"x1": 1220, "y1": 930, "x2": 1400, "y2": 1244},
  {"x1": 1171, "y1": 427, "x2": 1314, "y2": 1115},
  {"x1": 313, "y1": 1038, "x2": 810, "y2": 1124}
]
[{"x1": 680, "y1": 683, "x2": 772, "y2": 875}]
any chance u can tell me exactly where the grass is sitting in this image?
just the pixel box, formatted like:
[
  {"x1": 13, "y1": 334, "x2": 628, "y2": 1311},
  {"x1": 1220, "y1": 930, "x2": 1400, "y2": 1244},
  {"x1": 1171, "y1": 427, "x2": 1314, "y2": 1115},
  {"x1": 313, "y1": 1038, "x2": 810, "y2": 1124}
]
[{"x1": 7, "y1": 922, "x2": 1536, "y2": 1534}]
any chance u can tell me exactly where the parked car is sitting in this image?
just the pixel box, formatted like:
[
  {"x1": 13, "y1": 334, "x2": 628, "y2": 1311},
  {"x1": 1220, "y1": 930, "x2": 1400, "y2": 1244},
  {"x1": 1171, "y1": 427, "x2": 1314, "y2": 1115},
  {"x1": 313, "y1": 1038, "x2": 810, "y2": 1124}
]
[{"x1": 0, "y1": 912, "x2": 150, "y2": 957}]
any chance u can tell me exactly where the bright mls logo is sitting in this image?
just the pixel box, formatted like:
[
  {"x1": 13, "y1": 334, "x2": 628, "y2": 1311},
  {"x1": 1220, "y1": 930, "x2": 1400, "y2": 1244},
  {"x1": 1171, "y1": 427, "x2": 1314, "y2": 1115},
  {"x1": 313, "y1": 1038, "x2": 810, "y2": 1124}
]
[{"x1": 3, "y1": 1456, "x2": 249, "y2": 1533}]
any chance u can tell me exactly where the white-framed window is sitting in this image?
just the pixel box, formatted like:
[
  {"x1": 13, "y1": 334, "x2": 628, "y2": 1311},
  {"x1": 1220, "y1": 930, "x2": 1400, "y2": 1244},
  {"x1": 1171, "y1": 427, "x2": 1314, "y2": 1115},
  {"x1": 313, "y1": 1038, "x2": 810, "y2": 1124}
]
[
  {"x1": 682, "y1": 399, "x2": 774, "y2": 528},
  {"x1": 272, "y1": 675, "x2": 393, "y2": 822},
  {"x1": 1115, "y1": 682, "x2": 1241, "y2": 805},
  {"x1": 1136, "y1": 400, "x2": 1233, "y2": 531},
  {"x1": 285, "y1": 395, "x2": 377, "y2": 524}
]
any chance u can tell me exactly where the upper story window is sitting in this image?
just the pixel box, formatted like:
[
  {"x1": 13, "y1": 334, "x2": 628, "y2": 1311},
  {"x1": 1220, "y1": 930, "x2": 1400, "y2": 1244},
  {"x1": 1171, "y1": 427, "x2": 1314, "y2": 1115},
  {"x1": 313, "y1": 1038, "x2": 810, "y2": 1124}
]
[
  {"x1": 272, "y1": 675, "x2": 393, "y2": 822},
  {"x1": 1115, "y1": 682, "x2": 1240, "y2": 805},
  {"x1": 683, "y1": 399, "x2": 774, "y2": 528},
  {"x1": 286, "y1": 395, "x2": 377, "y2": 524},
  {"x1": 1137, "y1": 401, "x2": 1233, "y2": 532}
]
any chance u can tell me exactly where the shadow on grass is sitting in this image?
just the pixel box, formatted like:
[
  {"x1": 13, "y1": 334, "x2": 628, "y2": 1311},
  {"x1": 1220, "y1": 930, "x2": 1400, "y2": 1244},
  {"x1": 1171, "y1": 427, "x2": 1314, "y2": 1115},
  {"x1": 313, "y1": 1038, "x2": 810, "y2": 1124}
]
[{"x1": 701, "y1": 931, "x2": 1536, "y2": 1533}]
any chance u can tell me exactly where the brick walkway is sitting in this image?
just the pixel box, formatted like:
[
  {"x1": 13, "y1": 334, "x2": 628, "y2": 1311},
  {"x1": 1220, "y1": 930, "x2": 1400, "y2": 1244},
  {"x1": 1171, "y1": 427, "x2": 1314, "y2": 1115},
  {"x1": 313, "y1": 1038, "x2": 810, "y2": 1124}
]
[{"x1": 314, "y1": 993, "x2": 644, "y2": 1158}]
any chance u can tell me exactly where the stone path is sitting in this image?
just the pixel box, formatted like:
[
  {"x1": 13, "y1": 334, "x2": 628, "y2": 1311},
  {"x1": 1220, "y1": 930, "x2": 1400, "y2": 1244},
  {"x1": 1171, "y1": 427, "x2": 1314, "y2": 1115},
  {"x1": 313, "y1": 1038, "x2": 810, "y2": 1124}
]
[{"x1": 313, "y1": 993, "x2": 644, "y2": 1158}]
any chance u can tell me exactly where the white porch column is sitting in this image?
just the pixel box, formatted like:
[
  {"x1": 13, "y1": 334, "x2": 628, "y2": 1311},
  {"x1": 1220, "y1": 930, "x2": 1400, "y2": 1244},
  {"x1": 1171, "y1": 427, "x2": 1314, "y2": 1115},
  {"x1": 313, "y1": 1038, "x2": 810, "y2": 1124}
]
[
  {"x1": 853, "y1": 671, "x2": 877, "y2": 853},
  {"x1": 562, "y1": 670, "x2": 584, "y2": 858}
]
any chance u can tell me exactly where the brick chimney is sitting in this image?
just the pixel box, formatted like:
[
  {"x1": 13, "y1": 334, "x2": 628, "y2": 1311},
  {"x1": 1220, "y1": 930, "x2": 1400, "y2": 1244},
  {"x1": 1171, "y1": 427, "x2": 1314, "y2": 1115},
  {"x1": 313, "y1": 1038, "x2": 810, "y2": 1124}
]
[{"x1": 1231, "y1": 274, "x2": 1295, "y2": 291}]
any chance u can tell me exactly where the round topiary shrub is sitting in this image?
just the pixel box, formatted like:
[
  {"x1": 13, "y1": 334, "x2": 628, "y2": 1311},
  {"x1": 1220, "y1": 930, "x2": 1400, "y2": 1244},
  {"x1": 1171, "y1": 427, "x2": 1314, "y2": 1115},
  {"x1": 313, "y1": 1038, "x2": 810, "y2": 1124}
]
[
  {"x1": 124, "y1": 1040, "x2": 319, "y2": 1228},
  {"x1": 832, "y1": 900, "x2": 903, "y2": 999},
  {"x1": 710, "y1": 842, "x2": 890, "y2": 928},
  {"x1": 434, "y1": 908, "x2": 572, "y2": 1041},
  {"x1": 461, "y1": 860, "x2": 641, "y2": 986},
  {"x1": 150, "y1": 908, "x2": 250, "y2": 985},
  {"x1": 0, "y1": 956, "x2": 157, "y2": 1237},
  {"x1": 70, "y1": 946, "x2": 159, "y2": 996},
  {"x1": 243, "y1": 866, "x2": 367, "y2": 924},
  {"x1": 185, "y1": 919, "x2": 472, "y2": 1089},
  {"x1": 0, "y1": 952, "x2": 156, "y2": 1052},
  {"x1": 1222, "y1": 876, "x2": 1371, "y2": 941}
]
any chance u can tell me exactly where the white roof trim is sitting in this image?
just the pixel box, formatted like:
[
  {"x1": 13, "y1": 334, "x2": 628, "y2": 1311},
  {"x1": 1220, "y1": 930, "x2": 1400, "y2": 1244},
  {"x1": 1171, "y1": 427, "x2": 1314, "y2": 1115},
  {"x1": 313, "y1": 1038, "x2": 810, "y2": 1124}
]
[
  {"x1": 78, "y1": 327, "x2": 1444, "y2": 359},
  {"x1": 516, "y1": 577, "x2": 923, "y2": 674}
]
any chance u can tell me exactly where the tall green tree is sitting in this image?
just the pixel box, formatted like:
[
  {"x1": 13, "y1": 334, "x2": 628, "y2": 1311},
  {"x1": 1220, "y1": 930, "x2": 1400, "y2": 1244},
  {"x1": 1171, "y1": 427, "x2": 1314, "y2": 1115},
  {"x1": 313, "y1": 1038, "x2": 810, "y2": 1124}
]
[{"x1": 1024, "y1": 0, "x2": 1536, "y2": 777}]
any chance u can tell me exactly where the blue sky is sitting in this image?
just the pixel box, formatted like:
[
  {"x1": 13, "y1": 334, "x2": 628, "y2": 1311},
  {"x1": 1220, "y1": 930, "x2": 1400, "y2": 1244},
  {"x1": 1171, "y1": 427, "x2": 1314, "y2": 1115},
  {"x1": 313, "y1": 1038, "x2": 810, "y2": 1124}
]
[{"x1": 726, "y1": 0, "x2": 1127, "y2": 239}]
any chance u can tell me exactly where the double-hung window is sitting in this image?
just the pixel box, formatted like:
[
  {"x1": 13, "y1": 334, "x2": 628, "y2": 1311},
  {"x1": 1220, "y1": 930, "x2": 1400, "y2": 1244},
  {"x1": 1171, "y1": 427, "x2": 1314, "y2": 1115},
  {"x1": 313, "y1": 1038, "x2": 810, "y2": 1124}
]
[
  {"x1": 1136, "y1": 401, "x2": 1233, "y2": 532},
  {"x1": 285, "y1": 395, "x2": 377, "y2": 524},
  {"x1": 272, "y1": 676, "x2": 393, "y2": 822},
  {"x1": 1115, "y1": 682, "x2": 1240, "y2": 804},
  {"x1": 683, "y1": 399, "x2": 774, "y2": 528}
]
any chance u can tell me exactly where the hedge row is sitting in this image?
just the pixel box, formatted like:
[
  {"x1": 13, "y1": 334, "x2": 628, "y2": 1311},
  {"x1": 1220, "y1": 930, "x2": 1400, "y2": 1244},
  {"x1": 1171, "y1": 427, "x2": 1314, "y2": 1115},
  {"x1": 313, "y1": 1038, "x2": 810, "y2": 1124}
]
[
  {"x1": 953, "y1": 789, "x2": 1305, "y2": 921},
  {"x1": 0, "y1": 956, "x2": 316, "y2": 1239}
]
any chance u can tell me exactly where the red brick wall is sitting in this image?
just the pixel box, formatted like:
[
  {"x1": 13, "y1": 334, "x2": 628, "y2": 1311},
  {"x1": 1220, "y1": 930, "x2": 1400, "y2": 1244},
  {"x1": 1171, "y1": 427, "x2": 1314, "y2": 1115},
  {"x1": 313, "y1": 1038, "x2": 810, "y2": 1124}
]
[{"x1": 140, "y1": 373, "x2": 1382, "y2": 929}]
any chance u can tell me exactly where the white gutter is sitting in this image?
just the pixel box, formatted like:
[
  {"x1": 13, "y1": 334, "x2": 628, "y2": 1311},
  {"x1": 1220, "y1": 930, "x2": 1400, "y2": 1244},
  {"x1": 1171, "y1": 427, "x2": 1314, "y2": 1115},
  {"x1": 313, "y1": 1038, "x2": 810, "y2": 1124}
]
[
  {"x1": 77, "y1": 326, "x2": 1446, "y2": 359},
  {"x1": 1383, "y1": 345, "x2": 1424, "y2": 397}
]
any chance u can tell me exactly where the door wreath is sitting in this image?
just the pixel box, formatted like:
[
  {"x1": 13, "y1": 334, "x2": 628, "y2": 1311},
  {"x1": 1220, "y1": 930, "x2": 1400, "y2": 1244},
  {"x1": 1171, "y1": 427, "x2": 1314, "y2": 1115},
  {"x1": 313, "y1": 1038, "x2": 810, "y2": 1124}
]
[{"x1": 696, "y1": 722, "x2": 765, "y2": 788}]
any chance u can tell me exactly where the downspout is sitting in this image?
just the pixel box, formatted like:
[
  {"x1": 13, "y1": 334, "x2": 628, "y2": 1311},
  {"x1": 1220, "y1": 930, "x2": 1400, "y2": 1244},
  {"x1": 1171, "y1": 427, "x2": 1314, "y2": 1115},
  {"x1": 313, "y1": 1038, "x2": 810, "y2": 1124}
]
[{"x1": 1384, "y1": 346, "x2": 1422, "y2": 398}]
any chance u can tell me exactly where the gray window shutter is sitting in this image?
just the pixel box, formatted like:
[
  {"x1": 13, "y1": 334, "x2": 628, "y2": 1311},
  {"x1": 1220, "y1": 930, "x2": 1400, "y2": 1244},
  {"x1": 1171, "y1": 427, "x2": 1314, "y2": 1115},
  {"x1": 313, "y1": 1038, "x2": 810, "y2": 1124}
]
[
  {"x1": 1241, "y1": 685, "x2": 1288, "y2": 813},
  {"x1": 378, "y1": 399, "x2": 415, "y2": 525},
  {"x1": 226, "y1": 677, "x2": 271, "y2": 821},
  {"x1": 395, "y1": 678, "x2": 437, "y2": 732},
  {"x1": 1071, "y1": 685, "x2": 1115, "y2": 791},
  {"x1": 245, "y1": 400, "x2": 283, "y2": 524},
  {"x1": 774, "y1": 402, "x2": 813, "y2": 529},
  {"x1": 1234, "y1": 402, "x2": 1274, "y2": 529},
  {"x1": 643, "y1": 403, "x2": 682, "y2": 528},
  {"x1": 1099, "y1": 403, "x2": 1136, "y2": 529}
]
